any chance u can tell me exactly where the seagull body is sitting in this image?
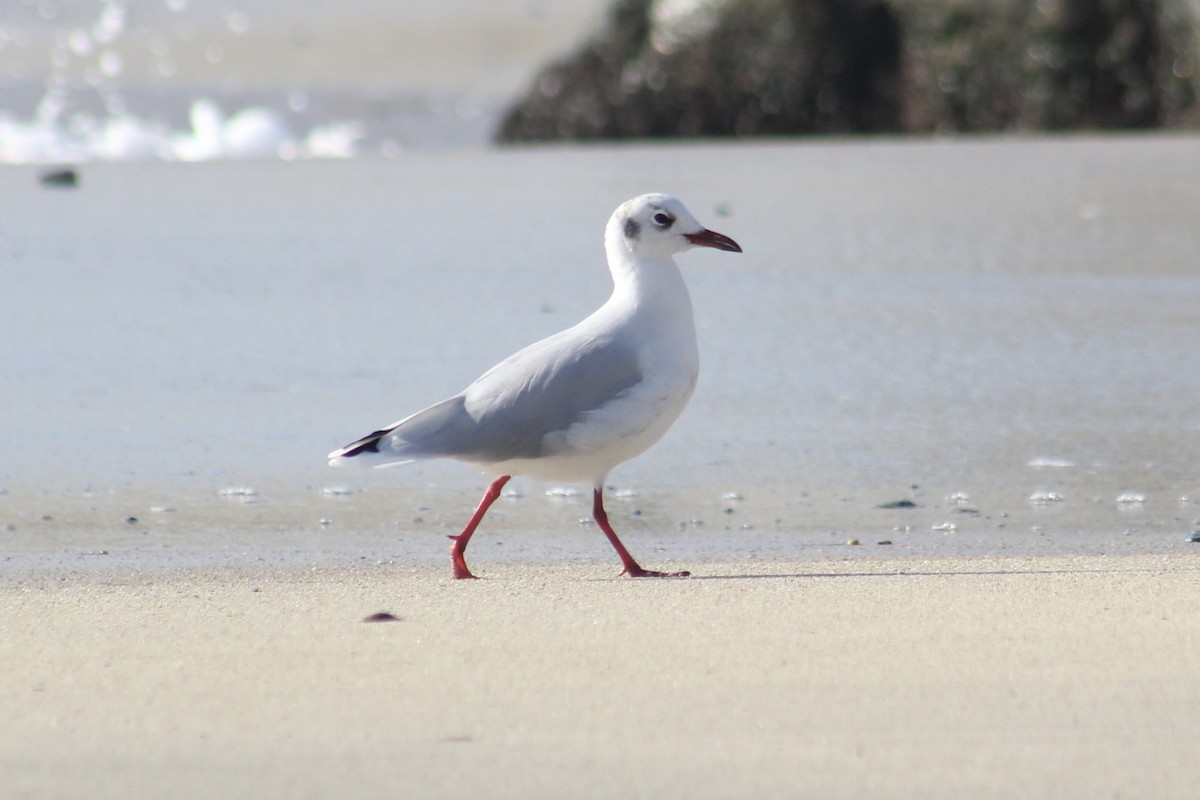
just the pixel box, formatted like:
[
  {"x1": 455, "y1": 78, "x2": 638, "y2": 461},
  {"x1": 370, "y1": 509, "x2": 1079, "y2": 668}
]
[{"x1": 329, "y1": 194, "x2": 741, "y2": 578}]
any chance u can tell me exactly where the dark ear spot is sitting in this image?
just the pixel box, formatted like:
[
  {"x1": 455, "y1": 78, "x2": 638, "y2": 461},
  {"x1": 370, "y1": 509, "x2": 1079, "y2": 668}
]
[{"x1": 623, "y1": 217, "x2": 640, "y2": 240}]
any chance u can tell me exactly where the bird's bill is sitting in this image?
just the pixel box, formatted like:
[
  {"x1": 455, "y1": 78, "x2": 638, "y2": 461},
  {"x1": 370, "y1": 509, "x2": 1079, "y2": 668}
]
[{"x1": 685, "y1": 228, "x2": 742, "y2": 253}]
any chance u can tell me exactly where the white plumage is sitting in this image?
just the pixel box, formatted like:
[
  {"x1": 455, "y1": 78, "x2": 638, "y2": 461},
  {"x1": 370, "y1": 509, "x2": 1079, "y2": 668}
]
[{"x1": 329, "y1": 193, "x2": 741, "y2": 578}]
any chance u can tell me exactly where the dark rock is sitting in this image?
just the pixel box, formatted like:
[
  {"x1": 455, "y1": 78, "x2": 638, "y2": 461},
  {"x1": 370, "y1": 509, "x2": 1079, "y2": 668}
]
[
  {"x1": 901, "y1": 0, "x2": 1200, "y2": 132},
  {"x1": 877, "y1": 499, "x2": 918, "y2": 509},
  {"x1": 40, "y1": 168, "x2": 79, "y2": 188},
  {"x1": 496, "y1": 0, "x2": 1200, "y2": 141},
  {"x1": 496, "y1": 0, "x2": 903, "y2": 141}
]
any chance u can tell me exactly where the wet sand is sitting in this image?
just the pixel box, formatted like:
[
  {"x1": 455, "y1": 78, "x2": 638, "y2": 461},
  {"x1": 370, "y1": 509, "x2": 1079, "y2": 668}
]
[{"x1": 5, "y1": 553, "x2": 1199, "y2": 799}]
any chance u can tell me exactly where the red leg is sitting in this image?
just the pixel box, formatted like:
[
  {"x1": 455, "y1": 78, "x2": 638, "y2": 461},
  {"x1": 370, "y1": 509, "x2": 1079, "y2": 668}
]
[
  {"x1": 448, "y1": 475, "x2": 511, "y2": 579},
  {"x1": 593, "y1": 487, "x2": 690, "y2": 578}
]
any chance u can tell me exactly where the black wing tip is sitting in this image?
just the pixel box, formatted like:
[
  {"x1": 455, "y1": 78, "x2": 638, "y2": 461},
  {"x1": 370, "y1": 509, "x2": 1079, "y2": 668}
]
[{"x1": 334, "y1": 428, "x2": 392, "y2": 459}]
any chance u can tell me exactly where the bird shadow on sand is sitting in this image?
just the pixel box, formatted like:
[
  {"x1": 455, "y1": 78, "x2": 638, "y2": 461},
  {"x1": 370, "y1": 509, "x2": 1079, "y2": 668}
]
[
  {"x1": 638, "y1": 561, "x2": 1200, "y2": 585},
  {"x1": 680, "y1": 563, "x2": 1194, "y2": 581}
]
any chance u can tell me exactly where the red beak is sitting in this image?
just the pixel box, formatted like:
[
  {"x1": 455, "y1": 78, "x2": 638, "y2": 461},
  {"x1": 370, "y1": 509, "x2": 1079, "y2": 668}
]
[{"x1": 685, "y1": 228, "x2": 742, "y2": 253}]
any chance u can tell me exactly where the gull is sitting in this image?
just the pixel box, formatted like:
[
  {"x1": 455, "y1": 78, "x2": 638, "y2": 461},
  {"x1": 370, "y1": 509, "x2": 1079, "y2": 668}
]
[{"x1": 328, "y1": 194, "x2": 741, "y2": 578}]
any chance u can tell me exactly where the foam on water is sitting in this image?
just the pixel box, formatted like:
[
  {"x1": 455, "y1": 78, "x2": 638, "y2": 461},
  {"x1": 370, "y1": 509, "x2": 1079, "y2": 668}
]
[
  {"x1": 0, "y1": 97, "x2": 363, "y2": 163},
  {"x1": 1, "y1": 1, "x2": 365, "y2": 162},
  {"x1": 0, "y1": 0, "x2": 608, "y2": 162}
]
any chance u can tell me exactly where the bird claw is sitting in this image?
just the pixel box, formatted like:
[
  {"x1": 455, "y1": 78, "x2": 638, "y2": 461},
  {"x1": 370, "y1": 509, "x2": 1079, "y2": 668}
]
[{"x1": 448, "y1": 535, "x2": 479, "y2": 579}]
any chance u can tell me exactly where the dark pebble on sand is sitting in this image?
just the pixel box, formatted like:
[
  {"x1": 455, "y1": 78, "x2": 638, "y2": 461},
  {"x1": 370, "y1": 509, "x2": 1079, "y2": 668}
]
[
  {"x1": 362, "y1": 612, "x2": 403, "y2": 623},
  {"x1": 1187, "y1": 530, "x2": 1200, "y2": 543},
  {"x1": 40, "y1": 168, "x2": 79, "y2": 188},
  {"x1": 877, "y1": 500, "x2": 918, "y2": 509}
]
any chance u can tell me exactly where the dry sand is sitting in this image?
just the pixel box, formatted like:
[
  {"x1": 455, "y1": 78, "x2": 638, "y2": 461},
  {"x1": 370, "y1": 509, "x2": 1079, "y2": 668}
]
[{"x1": 4, "y1": 552, "x2": 1198, "y2": 799}]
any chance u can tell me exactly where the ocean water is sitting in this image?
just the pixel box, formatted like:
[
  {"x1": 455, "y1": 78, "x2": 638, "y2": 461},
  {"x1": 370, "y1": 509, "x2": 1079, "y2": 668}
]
[{"x1": 0, "y1": 0, "x2": 608, "y2": 162}]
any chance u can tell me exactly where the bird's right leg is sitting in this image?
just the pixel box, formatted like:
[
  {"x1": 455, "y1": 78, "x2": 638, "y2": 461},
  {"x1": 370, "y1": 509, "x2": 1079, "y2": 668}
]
[{"x1": 447, "y1": 475, "x2": 511, "y2": 579}]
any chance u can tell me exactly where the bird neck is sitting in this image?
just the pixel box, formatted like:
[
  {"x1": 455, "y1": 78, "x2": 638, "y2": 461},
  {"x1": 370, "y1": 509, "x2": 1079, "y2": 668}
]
[{"x1": 604, "y1": 247, "x2": 694, "y2": 324}]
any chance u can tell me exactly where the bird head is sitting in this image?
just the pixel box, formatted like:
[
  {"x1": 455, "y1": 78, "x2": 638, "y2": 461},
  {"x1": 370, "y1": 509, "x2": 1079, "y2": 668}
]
[{"x1": 607, "y1": 194, "x2": 742, "y2": 262}]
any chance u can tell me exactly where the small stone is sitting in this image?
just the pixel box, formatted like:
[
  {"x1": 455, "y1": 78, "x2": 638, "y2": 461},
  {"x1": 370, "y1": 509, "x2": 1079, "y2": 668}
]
[
  {"x1": 1186, "y1": 530, "x2": 1200, "y2": 543},
  {"x1": 877, "y1": 499, "x2": 918, "y2": 509},
  {"x1": 362, "y1": 612, "x2": 403, "y2": 623},
  {"x1": 40, "y1": 168, "x2": 79, "y2": 188},
  {"x1": 847, "y1": 538, "x2": 860, "y2": 546}
]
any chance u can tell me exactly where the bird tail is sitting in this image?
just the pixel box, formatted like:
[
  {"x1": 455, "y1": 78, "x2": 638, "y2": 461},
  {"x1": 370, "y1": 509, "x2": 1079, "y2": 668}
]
[
  {"x1": 328, "y1": 425, "x2": 399, "y2": 467},
  {"x1": 328, "y1": 396, "x2": 466, "y2": 469}
]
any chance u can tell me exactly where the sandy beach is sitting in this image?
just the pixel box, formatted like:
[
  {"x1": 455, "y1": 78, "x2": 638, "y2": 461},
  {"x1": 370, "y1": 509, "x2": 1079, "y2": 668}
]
[
  {"x1": 5, "y1": 2, "x2": 1200, "y2": 795},
  {"x1": 4, "y1": 553, "x2": 1199, "y2": 799},
  {"x1": 3, "y1": 135, "x2": 1200, "y2": 796}
]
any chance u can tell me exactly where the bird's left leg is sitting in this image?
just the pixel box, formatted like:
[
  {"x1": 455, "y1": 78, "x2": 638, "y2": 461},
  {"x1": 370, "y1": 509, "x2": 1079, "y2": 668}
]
[
  {"x1": 448, "y1": 475, "x2": 511, "y2": 579},
  {"x1": 592, "y1": 487, "x2": 690, "y2": 578}
]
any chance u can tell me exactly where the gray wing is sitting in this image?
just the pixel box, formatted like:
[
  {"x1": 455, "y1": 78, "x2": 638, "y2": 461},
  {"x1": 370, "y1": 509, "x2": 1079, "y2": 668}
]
[{"x1": 356, "y1": 334, "x2": 644, "y2": 465}]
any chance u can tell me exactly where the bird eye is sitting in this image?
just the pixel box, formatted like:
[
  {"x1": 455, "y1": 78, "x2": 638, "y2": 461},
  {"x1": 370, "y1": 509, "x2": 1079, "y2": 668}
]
[{"x1": 652, "y1": 211, "x2": 673, "y2": 228}]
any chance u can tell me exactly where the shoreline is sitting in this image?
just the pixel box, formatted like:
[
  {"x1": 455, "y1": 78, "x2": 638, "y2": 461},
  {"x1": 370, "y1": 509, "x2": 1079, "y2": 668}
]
[{"x1": 3, "y1": 478, "x2": 1197, "y2": 577}]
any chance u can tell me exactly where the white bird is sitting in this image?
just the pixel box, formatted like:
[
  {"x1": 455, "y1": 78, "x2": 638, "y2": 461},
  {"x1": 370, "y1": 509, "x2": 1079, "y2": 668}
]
[{"x1": 328, "y1": 194, "x2": 741, "y2": 578}]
